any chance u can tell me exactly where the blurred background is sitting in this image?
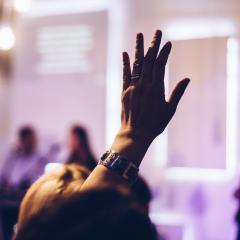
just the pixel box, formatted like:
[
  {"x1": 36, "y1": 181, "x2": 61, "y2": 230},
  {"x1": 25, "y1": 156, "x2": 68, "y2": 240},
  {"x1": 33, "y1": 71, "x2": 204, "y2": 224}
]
[{"x1": 0, "y1": 0, "x2": 240, "y2": 240}]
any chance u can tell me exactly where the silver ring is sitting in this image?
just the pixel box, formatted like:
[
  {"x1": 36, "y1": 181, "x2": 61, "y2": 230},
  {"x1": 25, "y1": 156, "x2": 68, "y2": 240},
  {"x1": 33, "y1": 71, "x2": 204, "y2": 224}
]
[
  {"x1": 133, "y1": 63, "x2": 141, "y2": 67},
  {"x1": 131, "y1": 74, "x2": 141, "y2": 80}
]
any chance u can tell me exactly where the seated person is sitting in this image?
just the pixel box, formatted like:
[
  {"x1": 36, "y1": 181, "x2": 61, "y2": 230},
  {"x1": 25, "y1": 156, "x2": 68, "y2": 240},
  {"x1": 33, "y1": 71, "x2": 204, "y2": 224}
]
[
  {"x1": 0, "y1": 126, "x2": 48, "y2": 240},
  {"x1": 0, "y1": 126, "x2": 46, "y2": 189},
  {"x1": 66, "y1": 125, "x2": 97, "y2": 170},
  {"x1": 14, "y1": 30, "x2": 190, "y2": 240}
]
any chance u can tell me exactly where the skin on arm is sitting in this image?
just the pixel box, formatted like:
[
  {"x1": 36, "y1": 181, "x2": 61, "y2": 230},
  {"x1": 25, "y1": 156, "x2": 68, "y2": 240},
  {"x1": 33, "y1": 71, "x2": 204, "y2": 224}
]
[{"x1": 81, "y1": 30, "x2": 190, "y2": 190}]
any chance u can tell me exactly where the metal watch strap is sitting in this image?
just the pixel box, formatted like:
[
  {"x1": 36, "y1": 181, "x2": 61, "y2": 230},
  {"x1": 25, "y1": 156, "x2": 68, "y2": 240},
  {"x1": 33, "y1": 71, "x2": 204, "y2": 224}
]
[{"x1": 99, "y1": 150, "x2": 139, "y2": 184}]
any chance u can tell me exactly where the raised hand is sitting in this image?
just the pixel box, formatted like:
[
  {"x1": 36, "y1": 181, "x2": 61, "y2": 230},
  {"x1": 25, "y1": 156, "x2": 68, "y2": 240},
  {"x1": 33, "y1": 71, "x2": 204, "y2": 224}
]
[
  {"x1": 81, "y1": 30, "x2": 190, "y2": 191},
  {"x1": 112, "y1": 30, "x2": 190, "y2": 166}
]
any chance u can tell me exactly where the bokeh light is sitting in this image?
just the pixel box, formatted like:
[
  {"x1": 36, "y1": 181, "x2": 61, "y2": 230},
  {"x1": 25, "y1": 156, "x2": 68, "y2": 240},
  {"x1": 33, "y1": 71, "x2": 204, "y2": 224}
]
[
  {"x1": 14, "y1": 0, "x2": 32, "y2": 13},
  {"x1": 0, "y1": 25, "x2": 15, "y2": 51}
]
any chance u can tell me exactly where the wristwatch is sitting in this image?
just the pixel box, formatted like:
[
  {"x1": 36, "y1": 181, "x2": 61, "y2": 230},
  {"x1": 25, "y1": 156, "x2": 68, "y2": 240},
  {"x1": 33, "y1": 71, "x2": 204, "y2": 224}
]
[{"x1": 99, "y1": 150, "x2": 139, "y2": 184}]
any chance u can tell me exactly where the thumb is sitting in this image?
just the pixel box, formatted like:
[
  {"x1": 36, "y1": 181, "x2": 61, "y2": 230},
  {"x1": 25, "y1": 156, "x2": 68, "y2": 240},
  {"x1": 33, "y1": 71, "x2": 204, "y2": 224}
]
[{"x1": 168, "y1": 78, "x2": 190, "y2": 112}]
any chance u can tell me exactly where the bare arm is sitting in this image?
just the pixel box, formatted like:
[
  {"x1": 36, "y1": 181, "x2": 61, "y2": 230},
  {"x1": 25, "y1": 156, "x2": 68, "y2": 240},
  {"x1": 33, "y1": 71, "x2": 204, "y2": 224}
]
[{"x1": 81, "y1": 30, "x2": 190, "y2": 191}]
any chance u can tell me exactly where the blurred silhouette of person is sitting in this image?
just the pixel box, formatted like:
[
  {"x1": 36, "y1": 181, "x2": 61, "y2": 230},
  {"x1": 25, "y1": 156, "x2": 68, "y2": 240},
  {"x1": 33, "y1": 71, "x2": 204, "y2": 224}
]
[
  {"x1": 0, "y1": 126, "x2": 47, "y2": 240},
  {"x1": 16, "y1": 165, "x2": 151, "y2": 230},
  {"x1": 0, "y1": 126, "x2": 47, "y2": 187},
  {"x1": 66, "y1": 125, "x2": 97, "y2": 170},
  {"x1": 15, "y1": 164, "x2": 158, "y2": 240},
  {"x1": 15, "y1": 188, "x2": 158, "y2": 240},
  {"x1": 17, "y1": 164, "x2": 91, "y2": 228},
  {"x1": 234, "y1": 185, "x2": 240, "y2": 240},
  {"x1": 15, "y1": 162, "x2": 165, "y2": 240}
]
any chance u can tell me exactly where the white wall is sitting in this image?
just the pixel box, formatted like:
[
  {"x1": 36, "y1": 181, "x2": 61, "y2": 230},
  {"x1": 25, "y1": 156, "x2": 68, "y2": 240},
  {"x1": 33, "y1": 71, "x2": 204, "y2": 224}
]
[
  {"x1": 121, "y1": 1, "x2": 240, "y2": 239},
  {"x1": 0, "y1": 0, "x2": 239, "y2": 239}
]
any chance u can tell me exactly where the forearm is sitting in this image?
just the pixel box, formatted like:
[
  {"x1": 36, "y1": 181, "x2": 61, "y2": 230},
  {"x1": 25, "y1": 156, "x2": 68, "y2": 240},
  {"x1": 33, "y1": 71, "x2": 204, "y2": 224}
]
[
  {"x1": 80, "y1": 165, "x2": 126, "y2": 191},
  {"x1": 80, "y1": 130, "x2": 151, "y2": 191},
  {"x1": 81, "y1": 30, "x2": 189, "y2": 191}
]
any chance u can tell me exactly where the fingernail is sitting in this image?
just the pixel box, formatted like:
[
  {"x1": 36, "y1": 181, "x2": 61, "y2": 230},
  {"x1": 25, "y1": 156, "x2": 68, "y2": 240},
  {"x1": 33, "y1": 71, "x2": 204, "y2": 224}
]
[
  {"x1": 155, "y1": 30, "x2": 162, "y2": 36},
  {"x1": 166, "y1": 41, "x2": 172, "y2": 48},
  {"x1": 136, "y1": 33, "x2": 143, "y2": 43},
  {"x1": 136, "y1": 33, "x2": 142, "y2": 42},
  {"x1": 183, "y1": 78, "x2": 191, "y2": 86},
  {"x1": 151, "y1": 30, "x2": 162, "y2": 47},
  {"x1": 122, "y1": 52, "x2": 127, "y2": 59},
  {"x1": 153, "y1": 30, "x2": 161, "y2": 42}
]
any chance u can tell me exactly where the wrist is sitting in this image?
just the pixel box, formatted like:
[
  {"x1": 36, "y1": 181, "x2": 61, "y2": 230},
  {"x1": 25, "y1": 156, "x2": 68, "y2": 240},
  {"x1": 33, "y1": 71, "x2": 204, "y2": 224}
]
[{"x1": 111, "y1": 128, "x2": 152, "y2": 167}]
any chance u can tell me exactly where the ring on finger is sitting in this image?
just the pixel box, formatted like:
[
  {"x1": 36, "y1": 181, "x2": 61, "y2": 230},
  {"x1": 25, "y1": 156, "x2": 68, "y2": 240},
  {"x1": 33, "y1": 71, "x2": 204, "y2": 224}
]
[{"x1": 131, "y1": 74, "x2": 141, "y2": 80}]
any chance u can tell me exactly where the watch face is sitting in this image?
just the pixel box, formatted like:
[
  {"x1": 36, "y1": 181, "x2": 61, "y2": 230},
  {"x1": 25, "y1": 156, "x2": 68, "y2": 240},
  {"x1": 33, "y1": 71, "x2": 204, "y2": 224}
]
[
  {"x1": 109, "y1": 153, "x2": 118, "y2": 161},
  {"x1": 100, "y1": 150, "x2": 139, "y2": 184},
  {"x1": 101, "y1": 151, "x2": 110, "y2": 160},
  {"x1": 111, "y1": 157, "x2": 128, "y2": 172},
  {"x1": 105, "y1": 153, "x2": 117, "y2": 166}
]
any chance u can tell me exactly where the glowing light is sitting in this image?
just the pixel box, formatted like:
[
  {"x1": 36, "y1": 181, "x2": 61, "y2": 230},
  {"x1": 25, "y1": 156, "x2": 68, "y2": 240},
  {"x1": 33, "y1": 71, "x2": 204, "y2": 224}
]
[
  {"x1": 156, "y1": 19, "x2": 238, "y2": 182},
  {"x1": 14, "y1": 0, "x2": 32, "y2": 13},
  {"x1": 164, "y1": 38, "x2": 238, "y2": 182},
  {"x1": 45, "y1": 163, "x2": 64, "y2": 173},
  {"x1": 153, "y1": 67, "x2": 170, "y2": 167},
  {"x1": 150, "y1": 212, "x2": 195, "y2": 240},
  {"x1": 106, "y1": 1, "x2": 124, "y2": 146},
  {"x1": 0, "y1": 26, "x2": 15, "y2": 51},
  {"x1": 226, "y1": 38, "x2": 238, "y2": 177},
  {"x1": 165, "y1": 19, "x2": 235, "y2": 40},
  {"x1": 27, "y1": 0, "x2": 109, "y2": 17},
  {"x1": 165, "y1": 168, "x2": 231, "y2": 182}
]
